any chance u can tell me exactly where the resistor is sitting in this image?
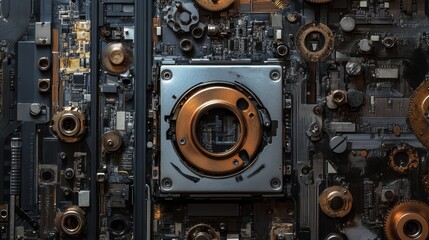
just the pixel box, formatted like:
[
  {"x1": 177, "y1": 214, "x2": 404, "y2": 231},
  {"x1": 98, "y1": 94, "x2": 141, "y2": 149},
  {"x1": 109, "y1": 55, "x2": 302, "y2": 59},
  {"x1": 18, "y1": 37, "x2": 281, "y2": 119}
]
[{"x1": 10, "y1": 137, "x2": 21, "y2": 195}]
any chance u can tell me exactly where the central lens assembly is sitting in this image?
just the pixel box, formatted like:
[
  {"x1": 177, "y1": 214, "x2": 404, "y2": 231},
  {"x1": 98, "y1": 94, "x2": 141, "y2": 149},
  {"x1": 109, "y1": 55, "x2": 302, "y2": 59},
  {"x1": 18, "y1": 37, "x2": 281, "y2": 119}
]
[{"x1": 172, "y1": 83, "x2": 266, "y2": 177}]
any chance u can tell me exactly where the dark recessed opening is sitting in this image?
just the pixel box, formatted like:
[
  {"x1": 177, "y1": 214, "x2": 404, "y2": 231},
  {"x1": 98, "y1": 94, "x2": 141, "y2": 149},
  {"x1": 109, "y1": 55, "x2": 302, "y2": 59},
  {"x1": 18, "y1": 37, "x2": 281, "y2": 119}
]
[
  {"x1": 63, "y1": 215, "x2": 80, "y2": 232},
  {"x1": 110, "y1": 218, "x2": 127, "y2": 235},
  {"x1": 394, "y1": 152, "x2": 409, "y2": 167},
  {"x1": 329, "y1": 196, "x2": 344, "y2": 211},
  {"x1": 41, "y1": 169, "x2": 54, "y2": 182},
  {"x1": 403, "y1": 219, "x2": 422, "y2": 238}
]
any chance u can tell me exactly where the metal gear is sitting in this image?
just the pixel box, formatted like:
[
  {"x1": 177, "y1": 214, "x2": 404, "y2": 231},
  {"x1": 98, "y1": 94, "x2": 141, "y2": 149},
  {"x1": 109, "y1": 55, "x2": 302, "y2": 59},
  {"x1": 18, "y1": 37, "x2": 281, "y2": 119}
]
[
  {"x1": 306, "y1": 0, "x2": 333, "y2": 3},
  {"x1": 408, "y1": 80, "x2": 429, "y2": 148},
  {"x1": 195, "y1": 0, "x2": 235, "y2": 11},
  {"x1": 295, "y1": 22, "x2": 335, "y2": 62},
  {"x1": 185, "y1": 224, "x2": 219, "y2": 240},
  {"x1": 384, "y1": 200, "x2": 429, "y2": 240}
]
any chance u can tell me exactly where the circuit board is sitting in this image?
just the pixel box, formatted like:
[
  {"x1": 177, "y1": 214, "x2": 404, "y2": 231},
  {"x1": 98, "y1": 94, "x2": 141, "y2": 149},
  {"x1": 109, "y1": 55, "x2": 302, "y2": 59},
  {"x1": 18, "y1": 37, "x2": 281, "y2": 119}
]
[{"x1": 0, "y1": 0, "x2": 429, "y2": 239}]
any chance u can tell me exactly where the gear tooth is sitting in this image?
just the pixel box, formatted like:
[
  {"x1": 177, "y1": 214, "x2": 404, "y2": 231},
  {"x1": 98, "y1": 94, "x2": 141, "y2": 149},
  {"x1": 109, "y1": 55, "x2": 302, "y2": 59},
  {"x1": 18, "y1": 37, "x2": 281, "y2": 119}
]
[
  {"x1": 195, "y1": 0, "x2": 235, "y2": 11},
  {"x1": 384, "y1": 200, "x2": 429, "y2": 240},
  {"x1": 408, "y1": 80, "x2": 429, "y2": 148}
]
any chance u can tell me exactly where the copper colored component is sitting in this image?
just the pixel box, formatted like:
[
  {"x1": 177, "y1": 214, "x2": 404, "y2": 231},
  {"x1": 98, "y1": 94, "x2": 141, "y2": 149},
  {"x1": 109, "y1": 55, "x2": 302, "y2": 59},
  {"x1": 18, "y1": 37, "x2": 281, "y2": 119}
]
[
  {"x1": 393, "y1": 125, "x2": 401, "y2": 137},
  {"x1": 423, "y1": 172, "x2": 429, "y2": 195},
  {"x1": 101, "y1": 42, "x2": 133, "y2": 75},
  {"x1": 360, "y1": 149, "x2": 368, "y2": 158},
  {"x1": 306, "y1": 0, "x2": 332, "y2": 3},
  {"x1": 295, "y1": 22, "x2": 335, "y2": 62},
  {"x1": 152, "y1": 17, "x2": 161, "y2": 43},
  {"x1": 174, "y1": 85, "x2": 263, "y2": 176},
  {"x1": 386, "y1": 144, "x2": 419, "y2": 174},
  {"x1": 195, "y1": 0, "x2": 235, "y2": 11},
  {"x1": 55, "y1": 206, "x2": 86, "y2": 236},
  {"x1": 408, "y1": 80, "x2": 429, "y2": 148},
  {"x1": 332, "y1": 90, "x2": 347, "y2": 105},
  {"x1": 102, "y1": 131, "x2": 123, "y2": 153},
  {"x1": 384, "y1": 200, "x2": 429, "y2": 240},
  {"x1": 52, "y1": 106, "x2": 86, "y2": 143},
  {"x1": 52, "y1": 28, "x2": 60, "y2": 114},
  {"x1": 185, "y1": 224, "x2": 219, "y2": 240},
  {"x1": 319, "y1": 186, "x2": 353, "y2": 218}
]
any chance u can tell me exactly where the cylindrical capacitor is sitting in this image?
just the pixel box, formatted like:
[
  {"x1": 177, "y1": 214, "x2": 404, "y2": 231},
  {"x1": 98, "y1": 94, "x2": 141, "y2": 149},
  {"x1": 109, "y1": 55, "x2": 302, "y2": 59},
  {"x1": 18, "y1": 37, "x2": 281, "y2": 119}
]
[
  {"x1": 345, "y1": 61, "x2": 362, "y2": 76},
  {"x1": 358, "y1": 39, "x2": 372, "y2": 53},
  {"x1": 339, "y1": 16, "x2": 356, "y2": 32}
]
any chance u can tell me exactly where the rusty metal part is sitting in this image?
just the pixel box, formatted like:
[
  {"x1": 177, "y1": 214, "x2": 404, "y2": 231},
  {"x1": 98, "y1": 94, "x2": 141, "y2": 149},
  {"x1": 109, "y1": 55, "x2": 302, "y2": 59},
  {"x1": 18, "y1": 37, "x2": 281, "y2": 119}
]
[
  {"x1": 319, "y1": 186, "x2": 353, "y2": 218},
  {"x1": 306, "y1": 0, "x2": 332, "y2": 3},
  {"x1": 423, "y1": 172, "x2": 429, "y2": 195},
  {"x1": 408, "y1": 81, "x2": 429, "y2": 148},
  {"x1": 101, "y1": 42, "x2": 133, "y2": 75},
  {"x1": 185, "y1": 224, "x2": 220, "y2": 240},
  {"x1": 52, "y1": 106, "x2": 86, "y2": 143},
  {"x1": 55, "y1": 206, "x2": 86, "y2": 237},
  {"x1": 385, "y1": 200, "x2": 429, "y2": 240},
  {"x1": 195, "y1": 0, "x2": 235, "y2": 11},
  {"x1": 295, "y1": 22, "x2": 335, "y2": 62},
  {"x1": 173, "y1": 85, "x2": 263, "y2": 176},
  {"x1": 386, "y1": 144, "x2": 419, "y2": 174},
  {"x1": 52, "y1": 28, "x2": 60, "y2": 114},
  {"x1": 102, "y1": 131, "x2": 123, "y2": 153},
  {"x1": 332, "y1": 90, "x2": 347, "y2": 105}
]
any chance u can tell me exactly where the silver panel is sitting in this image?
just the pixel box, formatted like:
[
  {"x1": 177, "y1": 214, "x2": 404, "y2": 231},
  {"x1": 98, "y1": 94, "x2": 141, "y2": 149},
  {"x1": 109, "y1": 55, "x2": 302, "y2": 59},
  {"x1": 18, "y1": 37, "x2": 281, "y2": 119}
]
[{"x1": 159, "y1": 65, "x2": 283, "y2": 193}]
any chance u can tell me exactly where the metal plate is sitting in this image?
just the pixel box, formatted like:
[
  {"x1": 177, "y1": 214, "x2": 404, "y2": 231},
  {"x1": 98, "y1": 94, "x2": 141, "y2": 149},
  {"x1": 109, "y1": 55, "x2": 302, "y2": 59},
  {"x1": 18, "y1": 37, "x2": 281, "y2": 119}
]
[{"x1": 159, "y1": 65, "x2": 283, "y2": 193}]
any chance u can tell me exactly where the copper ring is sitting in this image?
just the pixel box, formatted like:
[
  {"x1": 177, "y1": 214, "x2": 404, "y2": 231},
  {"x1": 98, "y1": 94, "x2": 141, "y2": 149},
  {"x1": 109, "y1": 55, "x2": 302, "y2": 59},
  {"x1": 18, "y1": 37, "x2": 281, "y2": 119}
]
[
  {"x1": 319, "y1": 186, "x2": 353, "y2": 218},
  {"x1": 387, "y1": 144, "x2": 419, "y2": 174},
  {"x1": 174, "y1": 86, "x2": 262, "y2": 176}
]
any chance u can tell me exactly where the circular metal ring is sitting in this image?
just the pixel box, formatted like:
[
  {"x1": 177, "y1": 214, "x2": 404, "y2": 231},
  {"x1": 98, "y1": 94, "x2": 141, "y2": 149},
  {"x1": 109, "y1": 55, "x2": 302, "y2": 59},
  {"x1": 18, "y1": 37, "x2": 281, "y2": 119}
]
[
  {"x1": 55, "y1": 206, "x2": 86, "y2": 236},
  {"x1": 319, "y1": 186, "x2": 353, "y2": 218},
  {"x1": 174, "y1": 85, "x2": 263, "y2": 176},
  {"x1": 52, "y1": 106, "x2": 86, "y2": 143},
  {"x1": 387, "y1": 144, "x2": 419, "y2": 174},
  {"x1": 385, "y1": 200, "x2": 429, "y2": 240},
  {"x1": 295, "y1": 22, "x2": 335, "y2": 62}
]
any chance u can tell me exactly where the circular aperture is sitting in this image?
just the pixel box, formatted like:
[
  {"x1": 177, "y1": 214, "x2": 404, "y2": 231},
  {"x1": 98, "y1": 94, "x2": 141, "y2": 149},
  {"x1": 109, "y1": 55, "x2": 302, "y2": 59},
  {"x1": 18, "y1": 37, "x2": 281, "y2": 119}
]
[
  {"x1": 110, "y1": 218, "x2": 127, "y2": 235},
  {"x1": 304, "y1": 31, "x2": 326, "y2": 52},
  {"x1": 63, "y1": 214, "x2": 81, "y2": 232},
  {"x1": 192, "y1": 27, "x2": 204, "y2": 39},
  {"x1": 403, "y1": 220, "x2": 423, "y2": 238},
  {"x1": 38, "y1": 57, "x2": 50, "y2": 71},
  {"x1": 174, "y1": 85, "x2": 264, "y2": 176},
  {"x1": 277, "y1": 44, "x2": 289, "y2": 56},
  {"x1": 60, "y1": 115, "x2": 80, "y2": 136},
  {"x1": 180, "y1": 39, "x2": 193, "y2": 52},
  {"x1": 38, "y1": 80, "x2": 50, "y2": 92},
  {"x1": 0, "y1": 209, "x2": 7, "y2": 218},
  {"x1": 330, "y1": 196, "x2": 345, "y2": 211},
  {"x1": 196, "y1": 108, "x2": 241, "y2": 154},
  {"x1": 41, "y1": 169, "x2": 54, "y2": 182},
  {"x1": 394, "y1": 152, "x2": 409, "y2": 167}
]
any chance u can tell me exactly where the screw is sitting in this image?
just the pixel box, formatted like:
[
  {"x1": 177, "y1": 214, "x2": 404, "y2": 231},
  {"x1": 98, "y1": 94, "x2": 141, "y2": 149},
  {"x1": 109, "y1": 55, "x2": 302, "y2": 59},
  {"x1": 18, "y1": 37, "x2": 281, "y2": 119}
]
[{"x1": 59, "y1": 152, "x2": 67, "y2": 160}]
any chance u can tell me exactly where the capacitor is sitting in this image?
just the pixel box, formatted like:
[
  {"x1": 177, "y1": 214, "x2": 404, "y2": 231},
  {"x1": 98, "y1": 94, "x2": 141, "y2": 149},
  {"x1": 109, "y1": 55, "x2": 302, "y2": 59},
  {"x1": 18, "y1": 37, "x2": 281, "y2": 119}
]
[
  {"x1": 347, "y1": 88, "x2": 364, "y2": 108},
  {"x1": 358, "y1": 39, "x2": 372, "y2": 53},
  {"x1": 339, "y1": 16, "x2": 356, "y2": 32},
  {"x1": 345, "y1": 61, "x2": 362, "y2": 76},
  {"x1": 207, "y1": 24, "x2": 219, "y2": 36},
  {"x1": 29, "y1": 103, "x2": 42, "y2": 116}
]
